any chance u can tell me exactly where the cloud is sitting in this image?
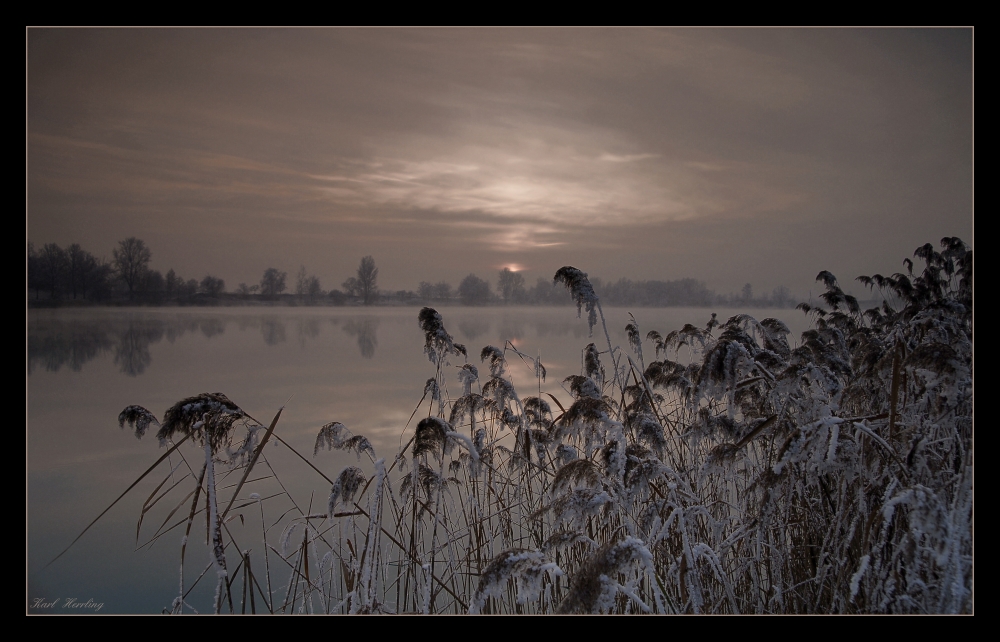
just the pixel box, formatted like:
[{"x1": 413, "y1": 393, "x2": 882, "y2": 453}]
[
  {"x1": 597, "y1": 153, "x2": 659, "y2": 163},
  {"x1": 306, "y1": 125, "x2": 703, "y2": 232},
  {"x1": 27, "y1": 28, "x2": 971, "y2": 295}
]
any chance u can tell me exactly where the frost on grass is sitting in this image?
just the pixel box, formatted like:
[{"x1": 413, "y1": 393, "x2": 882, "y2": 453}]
[
  {"x1": 555, "y1": 396, "x2": 623, "y2": 460},
  {"x1": 457, "y1": 364, "x2": 479, "y2": 396},
  {"x1": 449, "y1": 394, "x2": 488, "y2": 431},
  {"x1": 469, "y1": 549, "x2": 562, "y2": 614},
  {"x1": 480, "y1": 345, "x2": 506, "y2": 378},
  {"x1": 226, "y1": 423, "x2": 264, "y2": 468},
  {"x1": 633, "y1": 413, "x2": 667, "y2": 459},
  {"x1": 113, "y1": 239, "x2": 971, "y2": 615},
  {"x1": 542, "y1": 530, "x2": 597, "y2": 555},
  {"x1": 583, "y1": 343, "x2": 604, "y2": 385},
  {"x1": 314, "y1": 421, "x2": 375, "y2": 461},
  {"x1": 564, "y1": 375, "x2": 601, "y2": 400},
  {"x1": 554, "y1": 266, "x2": 600, "y2": 336},
  {"x1": 535, "y1": 487, "x2": 613, "y2": 530},
  {"x1": 328, "y1": 466, "x2": 368, "y2": 514},
  {"x1": 552, "y1": 459, "x2": 605, "y2": 495},
  {"x1": 557, "y1": 537, "x2": 660, "y2": 614},
  {"x1": 118, "y1": 405, "x2": 160, "y2": 440},
  {"x1": 482, "y1": 377, "x2": 518, "y2": 413},
  {"x1": 156, "y1": 392, "x2": 248, "y2": 451},
  {"x1": 626, "y1": 313, "x2": 644, "y2": 367},
  {"x1": 413, "y1": 416, "x2": 450, "y2": 460},
  {"x1": 418, "y1": 307, "x2": 466, "y2": 364},
  {"x1": 523, "y1": 396, "x2": 553, "y2": 429}
]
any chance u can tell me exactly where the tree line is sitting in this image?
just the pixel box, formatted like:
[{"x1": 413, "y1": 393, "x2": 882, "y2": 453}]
[
  {"x1": 28, "y1": 238, "x2": 228, "y2": 305},
  {"x1": 28, "y1": 239, "x2": 798, "y2": 308}
]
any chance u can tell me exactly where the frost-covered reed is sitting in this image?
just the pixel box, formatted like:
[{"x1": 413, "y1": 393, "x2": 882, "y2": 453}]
[{"x1": 107, "y1": 237, "x2": 971, "y2": 614}]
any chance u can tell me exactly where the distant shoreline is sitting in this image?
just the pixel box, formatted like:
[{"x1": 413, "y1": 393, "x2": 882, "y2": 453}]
[{"x1": 26, "y1": 296, "x2": 824, "y2": 311}]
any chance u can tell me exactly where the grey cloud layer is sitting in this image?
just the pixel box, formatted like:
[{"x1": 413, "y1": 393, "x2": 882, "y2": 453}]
[{"x1": 28, "y1": 28, "x2": 971, "y2": 294}]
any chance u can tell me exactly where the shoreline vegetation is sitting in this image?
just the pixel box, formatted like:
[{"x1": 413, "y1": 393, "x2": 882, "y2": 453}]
[
  {"x1": 45, "y1": 238, "x2": 972, "y2": 614},
  {"x1": 28, "y1": 240, "x2": 805, "y2": 310}
]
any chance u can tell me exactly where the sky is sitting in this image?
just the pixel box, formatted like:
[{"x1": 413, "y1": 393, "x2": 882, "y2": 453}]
[{"x1": 27, "y1": 28, "x2": 973, "y2": 299}]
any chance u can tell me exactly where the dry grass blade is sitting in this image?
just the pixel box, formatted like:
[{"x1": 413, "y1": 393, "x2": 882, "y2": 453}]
[
  {"x1": 274, "y1": 434, "x2": 334, "y2": 485},
  {"x1": 545, "y1": 392, "x2": 566, "y2": 413},
  {"x1": 348, "y1": 501, "x2": 469, "y2": 611},
  {"x1": 146, "y1": 485, "x2": 199, "y2": 548},
  {"x1": 136, "y1": 469, "x2": 190, "y2": 546},
  {"x1": 174, "y1": 463, "x2": 207, "y2": 614},
  {"x1": 221, "y1": 406, "x2": 283, "y2": 521},
  {"x1": 735, "y1": 414, "x2": 776, "y2": 449}
]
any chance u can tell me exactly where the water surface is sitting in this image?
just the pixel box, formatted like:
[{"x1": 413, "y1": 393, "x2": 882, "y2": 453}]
[{"x1": 27, "y1": 305, "x2": 809, "y2": 613}]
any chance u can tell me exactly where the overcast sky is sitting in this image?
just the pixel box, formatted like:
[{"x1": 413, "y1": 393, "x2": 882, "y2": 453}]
[{"x1": 27, "y1": 28, "x2": 973, "y2": 299}]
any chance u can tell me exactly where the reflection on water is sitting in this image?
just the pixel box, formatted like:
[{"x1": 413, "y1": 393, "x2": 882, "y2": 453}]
[
  {"x1": 458, "y1": 317, "x2": 490, "y2": 341},
  {"x1": 260, "y1": 317, "x2": 286, "y2": 346},
  {"x1": 112, "y1": 322, "x2": 160, "y2": 376},
  {"x1": 29, "y1": 313, "x2": 164, "y2": 377},
  {"x1": 297, "y1": 317, "x2": 322, "y2": 347},
  {"x1": 27, "y1": 321, "x2": 115, "y2": 373},
  {"x1": 532, "y1": 316, "x2": 594, "y2": 340},
  {"x1": 235, "y1": 315, "x2": 258, "y2": 334},
  {"x1": 199, "y1": 318, "x2": 226, "y2": 339},
  {"x1": 342, "y1": 317, "x2": 379, "y2": 358},
  {"x1": 28, "y1": 311, "x2": 337, "y2": 374},
  {"x1": 29, "y1": 311, "x2": 225, "y2": 376},
  {"x1": 28, "y1": 307, "x2": 805, "y2": 378},
  {"x1": 497, "y1": 317, "x2": 526, "y2": 343},
  {"x1": 27, "y1": 309, "x2": 389, "y2": 374}
]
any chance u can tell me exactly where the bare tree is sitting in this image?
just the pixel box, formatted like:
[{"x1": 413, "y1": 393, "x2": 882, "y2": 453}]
[
  {"x1": 200, "y1": 275, "x2": 225, "y2": 298},
  {"x1": 497, "y1": 267, "x2": 526, "y2": 305},
  {"x1": 236, "y1": 282, "x2": 261, "y2": 298},
  {"x1": 184, "y1": 278, "x2": 199, "y2": 299},
  {"x1": 39, "y1": 243, "x2": 68, "y2": 300},
  {"x1": 771, "y1": 285, "x2": 791, "y2": 308},
  {"x1": 165, "y1": 269, "x2": 180, "y2": 298},
  {"x1": 66, "y1": 243, "x2": 88, "y2": 300},
  {"x1": 77, "y1": 249, "x2": 107, "y2": 301},
  {"x1": 113, "y1": 237, "x2": 152, "y2": 301},
  {"x1": 28, "y1": 242, "x2": 42, "y2": 300},
  {"x1": 143, "y1": 270, "x2": 165, "y2": 302},
  {"x1": 306, "y1": 275, "x2": 322, "y2": 301},
  {"x1": 353, "y1": 256, "x2": 378, "y2": 305},
  {"x1": 458, "y1": 273, "x2": 492, "y2": 305},
  {"x1": 296, "y1": 266, "x2": 309, "y2": 296},
  {"x1": 294, "y1": 266, "x2": 323, "y2": 302},
  {"x1": 260, "y1": 268, "x2": 287, "y2": 298},
  {"x1": 433, "y1": 281, "x2": 452, "y2": 300}
]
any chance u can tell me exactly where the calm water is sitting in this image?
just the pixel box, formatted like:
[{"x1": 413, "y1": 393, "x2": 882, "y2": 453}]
[{"x1": 27, "y1": 305, "x2": 809, "y2": 614}]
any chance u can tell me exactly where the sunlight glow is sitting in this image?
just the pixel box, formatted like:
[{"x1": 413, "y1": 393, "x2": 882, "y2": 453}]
[{"x1": 306, "y1": 126, "x2": 697, "y2": 230}]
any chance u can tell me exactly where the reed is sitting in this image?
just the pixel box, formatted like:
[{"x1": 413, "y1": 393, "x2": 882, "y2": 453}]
[{"x1": 68, "y1": 237, "x2": 971, "y2": 614}]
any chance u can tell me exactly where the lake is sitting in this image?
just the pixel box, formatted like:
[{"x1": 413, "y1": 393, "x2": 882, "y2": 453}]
[{"x1": 27, "y1": 304, "x2": 810, "y2": 614}]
